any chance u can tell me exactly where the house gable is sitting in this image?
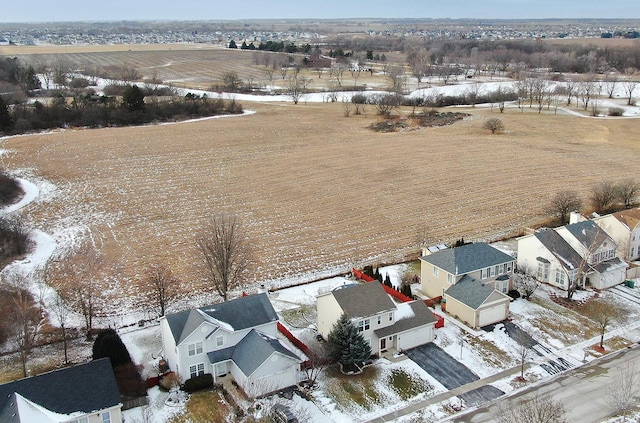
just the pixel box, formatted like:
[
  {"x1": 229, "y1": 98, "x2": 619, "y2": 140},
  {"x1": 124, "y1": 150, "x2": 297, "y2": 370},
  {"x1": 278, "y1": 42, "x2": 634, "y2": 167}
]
[
  {"x1": 374, "y1": 301, "x2": 436, "y2": 338},
  {"x1": 444, "y1": 275, "x2": 496, "y2": 310},
  {"x1": 331, "y1": 282, "x2": 396, "y2": 319},
  {"x1": 164, "y1": 293, "x2": 278, "y2": 345}
]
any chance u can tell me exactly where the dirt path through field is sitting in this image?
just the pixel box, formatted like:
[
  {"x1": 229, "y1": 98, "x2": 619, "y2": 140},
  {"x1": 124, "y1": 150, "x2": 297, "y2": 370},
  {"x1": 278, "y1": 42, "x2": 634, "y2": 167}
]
[{"x1": 2, "y1": 102, "x2": 639, "y2": 308}]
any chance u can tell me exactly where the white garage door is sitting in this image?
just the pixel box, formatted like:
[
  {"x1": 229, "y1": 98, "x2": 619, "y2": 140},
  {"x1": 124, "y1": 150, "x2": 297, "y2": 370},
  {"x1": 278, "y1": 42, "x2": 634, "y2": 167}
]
[{"x1": 478, "y1": 303, "x2": 507, "y2": 327}]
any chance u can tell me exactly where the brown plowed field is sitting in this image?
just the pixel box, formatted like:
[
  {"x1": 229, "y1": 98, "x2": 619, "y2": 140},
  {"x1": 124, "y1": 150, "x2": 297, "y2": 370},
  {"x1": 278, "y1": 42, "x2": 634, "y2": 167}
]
[{"x1": 3, "y1": 100, "x2": 639, "y2": 306}]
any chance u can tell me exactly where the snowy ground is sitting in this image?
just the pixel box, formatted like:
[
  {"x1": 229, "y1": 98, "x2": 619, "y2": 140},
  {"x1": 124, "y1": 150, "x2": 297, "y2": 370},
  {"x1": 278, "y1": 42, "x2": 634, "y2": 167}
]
[{"x1": 3, "y1": 74, "x2": 640, "y2": 421}]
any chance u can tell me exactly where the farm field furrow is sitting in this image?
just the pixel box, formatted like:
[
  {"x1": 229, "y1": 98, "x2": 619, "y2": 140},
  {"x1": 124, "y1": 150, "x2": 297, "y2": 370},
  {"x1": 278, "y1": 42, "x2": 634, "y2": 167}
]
[{"x1": 3, "y1": 101, "x2": 640, "y2": 311}]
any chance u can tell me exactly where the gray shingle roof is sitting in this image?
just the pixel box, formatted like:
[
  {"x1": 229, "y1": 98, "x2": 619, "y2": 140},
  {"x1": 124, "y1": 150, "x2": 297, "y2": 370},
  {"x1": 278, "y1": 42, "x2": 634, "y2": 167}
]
[
  {"x1": 374, "y1": 301, "x2": 437, "y2": 338},
  {"x1": 535, "y1": 229, "x2": 582, "y2": 270},
  {"x1": 165, "y1": 293, "x2": 278, "y2": 344},
  {"x1": 420, "y1": 242, "x2": 514, "y2": 275},
  {"x1": 0, "y1": 358, "x2": 121, "y2": 419},
  {"x1": 445, "y1": 275, "x2": 497, "y2": 309},
  {"x1": 564, "y1": 220, "x2": 610, "y2": 248},
  {"x1": 331, "y1": 282, "x2": 396, "y2": 319},
  {"x1": 206, "y1": 329, "x2": 300, "y2": 377}
]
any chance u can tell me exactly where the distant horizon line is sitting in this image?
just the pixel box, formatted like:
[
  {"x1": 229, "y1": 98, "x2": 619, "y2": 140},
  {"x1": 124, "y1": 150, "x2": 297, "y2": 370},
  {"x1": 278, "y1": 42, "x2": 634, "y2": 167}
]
[{"x1": 1, "y1": 17, "x2": 640, "y2": 25}]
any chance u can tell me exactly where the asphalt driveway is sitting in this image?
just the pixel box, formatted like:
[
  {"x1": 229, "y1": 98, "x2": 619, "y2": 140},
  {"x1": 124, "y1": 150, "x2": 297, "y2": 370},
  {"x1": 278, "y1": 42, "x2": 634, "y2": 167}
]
[
  {"x1": 404, "y1": 343, "x2": 504, "y2": 406},
  {"x1": 405, "y1": 343, "x2": 479, "y2": 389}
]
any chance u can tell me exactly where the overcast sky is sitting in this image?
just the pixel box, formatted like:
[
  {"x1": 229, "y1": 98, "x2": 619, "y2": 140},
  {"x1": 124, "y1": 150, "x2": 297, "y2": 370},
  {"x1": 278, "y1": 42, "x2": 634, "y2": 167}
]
[{"x1": 2, "y1": 0, "x2": 639, "y2": 23}]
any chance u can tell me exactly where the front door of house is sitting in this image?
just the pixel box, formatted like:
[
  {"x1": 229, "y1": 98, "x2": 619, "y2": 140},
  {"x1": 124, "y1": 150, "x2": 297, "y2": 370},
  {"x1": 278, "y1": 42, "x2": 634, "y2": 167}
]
[{"x1": 380, "y1": 338, "x2": 387, "y2": 352}]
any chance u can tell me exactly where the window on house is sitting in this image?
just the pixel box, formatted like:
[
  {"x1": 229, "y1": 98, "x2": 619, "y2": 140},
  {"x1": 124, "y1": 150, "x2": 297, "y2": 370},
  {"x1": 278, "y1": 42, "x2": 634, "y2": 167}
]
[
  {"x1": 555, "y1": 270, "x2": 566, "y2": 287},
  {"x1": 101, "y1": 412, "x2": 111, "y2": 423},
  {"x1": 388, "y1": 312, "x2": 393, "y2": 322},
  {"x1": 188, "y1": 342, "x2": 203, "y2": 356},
  {"x1": 358, "y1": 320, "x2": 364, "y2": 332},
  {"x1": 506, "y1": 262, "x2": 512, "y2": 273},
  {"x1": 364, "y1": 319, "x2": 370, "y2": 331},
  {"x1": 481, "y1": 268, "x2": 488, "y2": 279},
  {"x1": 377, "y1": 315, "x2": 381, "y2": 325},
  {"x1": 537, "y1": 262, "x2": 550, "y2": 281},
  {"x1": 447, "y1": 273, "x2": 454, "y2": 284},
  {"x1": 216, "y1": 335, "x2": 224, "y2": 347},
  {"x1": 490, "y1": 267, "x2": 496, "y2": 277},
  {"x1": 189, "y1": 363, "x2": 205, "y2": 378},
  {"x1": 496, "y1": 279, "x2": 508, "y2": 293},
  {"x1": 498, "y1": 264, "x2": 504, "y2": 274},
  {"x1": 433, "y1": 267, "x2": 439, "y2": 277}
]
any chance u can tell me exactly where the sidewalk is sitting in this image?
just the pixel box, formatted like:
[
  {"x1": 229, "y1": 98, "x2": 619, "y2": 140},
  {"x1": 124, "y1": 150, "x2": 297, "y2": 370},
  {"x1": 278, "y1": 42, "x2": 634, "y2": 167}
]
[
  {"x1": 365, "y1": 364, "x2": 528, "y2": 423},
  {"x1": 364, "y1": 308, "x2": 640, "y2": 423}
]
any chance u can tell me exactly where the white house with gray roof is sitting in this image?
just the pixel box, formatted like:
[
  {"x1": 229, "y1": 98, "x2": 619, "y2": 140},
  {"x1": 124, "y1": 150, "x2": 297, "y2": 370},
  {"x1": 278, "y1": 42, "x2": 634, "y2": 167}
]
[
  {"x1": 420, "y1": 242, "x2": 514, "y2": 329},
  {"x1": 517, "y1": 220, "x2": 627, "y2": 291},
  {"x1": 317, "y1": 282, "x2": 437, "y2": 355},
  {"x1": 160, "y1": 293, "x2": 302, "y2": 397}
]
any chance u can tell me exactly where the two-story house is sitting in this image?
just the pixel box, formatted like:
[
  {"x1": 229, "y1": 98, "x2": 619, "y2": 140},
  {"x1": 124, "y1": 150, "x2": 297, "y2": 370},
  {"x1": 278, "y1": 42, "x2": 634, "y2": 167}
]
[
  {"x1": 591, "y1": 208, "x2": 640, "y2": 262},
  {"x1": 160, "y1": 293, "x2": 302, "y2": 397},
  {"x1": 420, "y1": 242, "x2": 514, "y2": 329},
  {"x1": 0, "y1": 358, "x2": 123, "y2": 423},
  {"x1": 517, "y1": 220, "x2": 627, "y2": 291},
  {"x1": 317, "y1": 281, "x2": 437, "y2": 356}
]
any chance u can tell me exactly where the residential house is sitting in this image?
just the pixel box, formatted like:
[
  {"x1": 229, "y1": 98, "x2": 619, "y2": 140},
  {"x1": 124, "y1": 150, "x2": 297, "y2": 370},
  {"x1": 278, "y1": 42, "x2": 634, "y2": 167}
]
[
  {"x1": 517, "y1": 220, "x2": 627, "y2": 290},
  {"x1": 420, "y1": 242, "x2": 514, "y2": 329},
  {"x1": 591, "y1": 208, "x2": 640, "y2": 262},
  {"x1": 317, "y1": 281, "x2": 437, "y2": 355},
  {"x1": 160, "y1": 293, "x2": 302, "y2": 397},
  {"x1": 0, "y1": 358, "x2": 123, "y2": 423}
]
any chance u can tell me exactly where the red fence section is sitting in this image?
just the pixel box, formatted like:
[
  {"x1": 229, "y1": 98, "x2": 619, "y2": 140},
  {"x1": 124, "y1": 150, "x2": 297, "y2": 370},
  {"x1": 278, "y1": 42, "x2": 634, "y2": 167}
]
[{"x1": 352, "y1": 268, "x2": 444, "y2": 328}]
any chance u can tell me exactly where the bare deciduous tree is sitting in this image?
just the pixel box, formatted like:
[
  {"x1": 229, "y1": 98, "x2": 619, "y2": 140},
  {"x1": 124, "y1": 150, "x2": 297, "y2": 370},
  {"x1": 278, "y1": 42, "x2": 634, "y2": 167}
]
[
  {"x1": 6, "y1": 273, "x2": 44, "y2": 377},
  {"x1": 49, "y1": 292, "x2": 71, "y2": 364},
  {"x1": 615, "y1": 178, "x2": 640, "y2": 209},
  {"x1": 546, "y1": 190, "x2": 582, "y2": 225},
  {"x1": 590, "y1": 181, "x2": 618, "y2": 213},
  {"x1": 605, "y1": 360, "x2": 639, "y2": 420},
  {"x1": 497, "y1": 394, "x2": 567, "y2": 423},
  {"x1": 513, "y1": 267, "x2": 539, "y2": 300},
  {"x1": 581, "y1": 299, "x2": 623, "y2": 349},
  {"x1": 196, "y1": 214, "x2": 250, "y2": 301},
  {"x1": 54, "y1": 241, "x2": 108, "y2": 339},
  {"x1": 140, "y1": 263, "x2": 181, "y2": 317},
  {"x1": 483, "y1": 117, "x2": 504, "y2": 134},
  {"x1": 622, "y1": 74, "x2": 638, "y2": 105}
]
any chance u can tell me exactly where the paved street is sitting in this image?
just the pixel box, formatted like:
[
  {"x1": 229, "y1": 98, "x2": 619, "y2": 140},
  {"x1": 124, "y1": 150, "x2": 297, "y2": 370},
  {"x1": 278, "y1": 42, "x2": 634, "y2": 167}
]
[{"x1": 449, "y1": 344, "x2": 640, "y2": 423}]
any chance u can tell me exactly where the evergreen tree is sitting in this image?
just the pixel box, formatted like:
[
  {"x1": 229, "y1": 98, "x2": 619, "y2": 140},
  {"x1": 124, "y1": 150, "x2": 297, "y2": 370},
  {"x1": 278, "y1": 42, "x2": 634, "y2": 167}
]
[
  {"x1": 402, "y1": 284, "x2": 413, "y2": 298},
  {"x1": 384, "y1": 274, "x2": 392, "y2": 287},
  {"x1": 92, "y1": 328, "x2": 132, "y2": 367},
  {"x1": 327, "y1": 314, "x2": 372, "y2": 371},
  {"x1": 0, "y1": 96, "x2": 13, "y2": 133},
  {"x1": 121, "y1": 85, "x2": 145, "y2": 112},
  {"x1": 241, "y1": 41, "x2": 248, "y2": 49},
  {"x1": 228, "y1": 40, "x2": 238, "y2": 49},
  {"x1": 374, "y1": 267, "x2": 382, "y2": 282}
]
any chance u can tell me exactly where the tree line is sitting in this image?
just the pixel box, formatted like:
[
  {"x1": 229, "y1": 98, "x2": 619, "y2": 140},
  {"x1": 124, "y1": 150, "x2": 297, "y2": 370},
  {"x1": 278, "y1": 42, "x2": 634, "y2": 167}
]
[{"x1": 0, "y1": 86, "x2": 243, "y2": 135}]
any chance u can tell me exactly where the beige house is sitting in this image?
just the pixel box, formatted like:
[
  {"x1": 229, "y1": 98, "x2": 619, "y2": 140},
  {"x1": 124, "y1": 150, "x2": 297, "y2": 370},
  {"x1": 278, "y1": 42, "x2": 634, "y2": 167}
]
[
  {"x1": 444, "y1": 276, "x2": 511, "y2": 329},
  {"x1": 317, "y1": 282, "x2": 437, "y2": 355},
  {"x1": 420, "y1": 242, "x2": 516, "y2": 299},
  {"x1": 420, "y1": 242, "x2": 514, "y2": 329}
]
